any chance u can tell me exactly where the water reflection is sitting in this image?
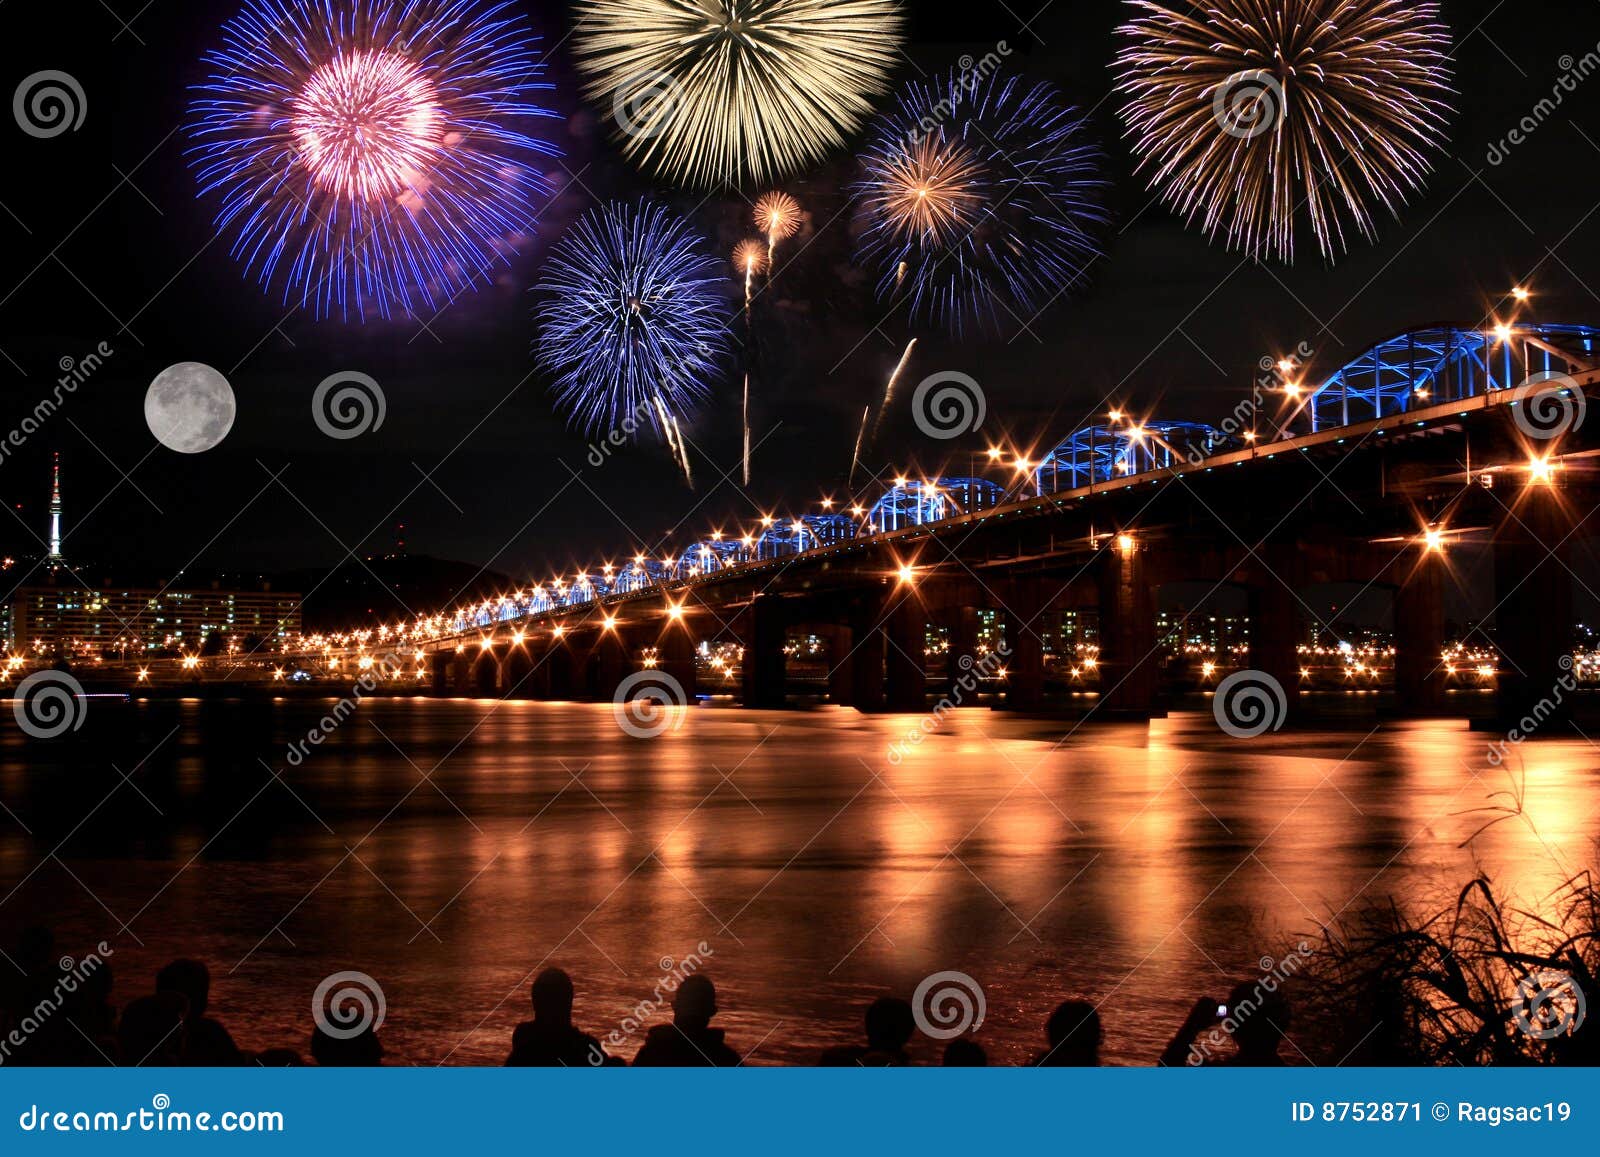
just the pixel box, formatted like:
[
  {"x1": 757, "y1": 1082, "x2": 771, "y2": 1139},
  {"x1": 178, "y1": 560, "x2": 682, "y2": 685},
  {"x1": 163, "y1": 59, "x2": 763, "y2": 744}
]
[{"x1": 1, "y1": 698, "x2": 1595, "y2": 1065}]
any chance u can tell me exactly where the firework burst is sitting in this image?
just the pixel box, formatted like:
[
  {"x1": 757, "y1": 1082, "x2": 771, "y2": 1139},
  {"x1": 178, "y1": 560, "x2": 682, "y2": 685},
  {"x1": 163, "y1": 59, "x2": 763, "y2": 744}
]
[
  {"x1": 1115, "y1": 0, "x2": 1454, "y2": 263},
  {"x1": 535, "y1": 201, "x2": 731, "y2": 452},
  {"x1": 732, "y1": 240, "x2": 769, "y2": 286},
  {"x1": 573, "y1": 0, "x2": 904, "y2": 188},
  {"x1": 187, "y1": 0, "x2": 561, "y2": 321},
  {"x1": 855, "y1": 70, "x2": 1109, "y2": 336}
]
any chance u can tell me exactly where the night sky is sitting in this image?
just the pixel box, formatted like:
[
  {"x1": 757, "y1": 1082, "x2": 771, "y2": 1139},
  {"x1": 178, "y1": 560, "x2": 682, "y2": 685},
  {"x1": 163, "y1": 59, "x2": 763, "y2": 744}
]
[{"x1": 2, "y1": 0, "x2": 1599, "y2": 600}]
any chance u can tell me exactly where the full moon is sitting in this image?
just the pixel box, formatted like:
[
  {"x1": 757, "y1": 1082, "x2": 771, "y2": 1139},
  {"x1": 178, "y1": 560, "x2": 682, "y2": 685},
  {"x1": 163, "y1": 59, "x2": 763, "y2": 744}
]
[{"x1": 145, "y1": 362, "x2": 236, "y2": 454}]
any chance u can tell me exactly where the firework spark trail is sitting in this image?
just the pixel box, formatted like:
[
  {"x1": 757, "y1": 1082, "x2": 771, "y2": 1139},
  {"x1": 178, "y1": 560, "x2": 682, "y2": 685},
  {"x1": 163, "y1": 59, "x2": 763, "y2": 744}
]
[
  {"x1": 872, "y1": 338, "x2": 918, "y2": 440},
  {"x1": 731, "y1": 240, "x2": 767, "y2": 485},
  {"x1": 1115, "y1": 0, "x2": 1454, "y2": 262},
  {"x1": 855, "y1": 69, "x2": 1108, "y2": 336},
  {"x1": 849, "y1": 404, "x2": 871, "y2": 486},
  {"x1": 187, "y1": 0, "x2": 561, "y2": 321},
  {"x1": 573, "y1": 0, "x2": 903, "y2": 187},
  {"x1": 754, "y1": 190, "x2": 802, "y2": 270},
  {"x1": 535, "y1": 201, "x2": 730, "y2": 455}
]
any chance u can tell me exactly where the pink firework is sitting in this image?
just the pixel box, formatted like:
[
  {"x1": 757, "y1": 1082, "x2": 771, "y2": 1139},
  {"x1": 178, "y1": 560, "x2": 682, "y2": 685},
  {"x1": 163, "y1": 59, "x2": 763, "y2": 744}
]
[
  {"x1": 290, "y1": 50, "x2": 443, "y2": 202},
  {"x1": 189, "y1": 0, "x2": 560, "y2": 321}
]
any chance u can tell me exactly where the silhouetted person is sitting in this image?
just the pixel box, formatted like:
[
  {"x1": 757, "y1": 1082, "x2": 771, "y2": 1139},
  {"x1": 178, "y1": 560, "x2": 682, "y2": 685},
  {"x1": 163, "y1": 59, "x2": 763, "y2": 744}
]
[
  {"x1": 631, "y1": 975, "x2": 741, "y2": 1067},
  {"x1": 157, "y1": 958, "x2": 242, "y2": 1065},
  {"x1": 942, "y1": 1037, "x2": 987, "y2": 1066},
  {"x1": 1033, "y1": 1000, "x2": 1103, "y2": 1066},
  {"x1": 819, "y1": 997, "x2": 916, "y2": 1066},
  {"x1": 310, "y1": 1024, "x2": 383, "y2": 1066},
  {"x1": 1161, "y1": 982, "x2": 1292, "y2": 1066},
  {"x1": 506, "y1": 968, "x2": 614, "y2": 1067},
  {"x1": 57, "y1": 961, "x2": 117, "y2": 1066},
  {"x1": 119, "y1": 992, "x2": 189, "y2": 1066}
]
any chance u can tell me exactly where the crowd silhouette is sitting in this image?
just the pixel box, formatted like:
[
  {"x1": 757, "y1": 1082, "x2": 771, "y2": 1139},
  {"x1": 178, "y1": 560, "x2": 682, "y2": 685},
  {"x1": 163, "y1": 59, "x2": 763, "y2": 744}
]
[{"x1": 0, "y1": 925, "x2": 1309, "y2": 1067}]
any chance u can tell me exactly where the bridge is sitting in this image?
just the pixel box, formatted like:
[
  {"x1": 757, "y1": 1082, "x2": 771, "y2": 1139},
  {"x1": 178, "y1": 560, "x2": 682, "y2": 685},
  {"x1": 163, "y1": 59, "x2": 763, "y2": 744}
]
[{"x1": 308, "y1": 321, "x2": 1600, "y2": 727}]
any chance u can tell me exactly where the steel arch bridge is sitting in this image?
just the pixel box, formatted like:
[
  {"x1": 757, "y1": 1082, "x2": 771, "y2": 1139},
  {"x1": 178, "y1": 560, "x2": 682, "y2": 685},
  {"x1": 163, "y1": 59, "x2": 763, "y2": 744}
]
[
  {"x1": 1309, "y1": 323, "x2": 1600, "y2": 430},
  {"x1": 1040, "y1": 421, "x2": 1228, "y2": 489},
  {"x1": 326, "y1": 320, "x2": 1600, "y2": 654}
]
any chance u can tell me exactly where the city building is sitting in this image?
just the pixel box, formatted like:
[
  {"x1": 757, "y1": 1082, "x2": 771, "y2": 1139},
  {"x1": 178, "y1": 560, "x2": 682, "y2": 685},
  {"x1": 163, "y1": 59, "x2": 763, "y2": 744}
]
[{"x1": 1, "y1": 455, "x2": 302, "y2": 657}]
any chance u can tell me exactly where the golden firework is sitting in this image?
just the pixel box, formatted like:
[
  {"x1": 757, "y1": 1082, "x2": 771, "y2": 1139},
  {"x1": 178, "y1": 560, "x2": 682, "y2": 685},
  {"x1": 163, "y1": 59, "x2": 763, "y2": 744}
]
[
  {"x1": 732, "y1": 239, "x2": 769, "y2": 277},
  {"x1": 1115, "y1": 0, "x2": 1453, "y2": 263},
  {"x1": 574, "y1": 0, "x2": 904, "y2": 188},
  {"x1": 754, "y1": 191, "x2": 802, "y2": 242}
]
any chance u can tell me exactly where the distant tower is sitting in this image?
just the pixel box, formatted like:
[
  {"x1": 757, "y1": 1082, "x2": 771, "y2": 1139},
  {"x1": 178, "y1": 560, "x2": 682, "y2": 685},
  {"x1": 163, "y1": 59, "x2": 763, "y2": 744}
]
[{"x1": 47, "y1": 452, "x2": 62, "y2": 564}]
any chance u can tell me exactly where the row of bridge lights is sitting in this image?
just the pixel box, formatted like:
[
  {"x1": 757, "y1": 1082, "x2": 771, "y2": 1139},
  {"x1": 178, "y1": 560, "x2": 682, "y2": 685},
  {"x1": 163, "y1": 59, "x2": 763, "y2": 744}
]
[{"x1": 299, "y1": 291, "x2": 1557, "y2": 659}]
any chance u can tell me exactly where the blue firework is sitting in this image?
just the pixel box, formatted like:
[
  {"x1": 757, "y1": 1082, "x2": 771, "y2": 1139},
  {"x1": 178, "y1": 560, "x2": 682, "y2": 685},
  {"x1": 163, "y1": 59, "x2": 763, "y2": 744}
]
[
  {"x1": 855, "y1": 70, "x2": 1110, "y2": 336},
  {"x1": 186, "y1": 0, "x2": 562, "y2": 322},
  {"x1": 535, "y1": 201, "x2": 731, "y2": 439}
]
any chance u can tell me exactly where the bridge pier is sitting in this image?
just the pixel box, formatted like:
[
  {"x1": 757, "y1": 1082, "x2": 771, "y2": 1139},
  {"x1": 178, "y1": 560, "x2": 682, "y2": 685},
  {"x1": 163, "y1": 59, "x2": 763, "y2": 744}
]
[
  {"x1": 848, "y1": 597, "x2": 886, "y2": 713},
  {"x1": 1097, "y1": 539, "x2": 1159, "y2": 718},
  {"x1": 543, "y1": 636, "x2": 575, "y2": 700},
  {"x1": 885, "y1": 594, "x2": 926, "y2": 713},
  {"x1": 818, "y1": 625, "x2": 853, "y2": 706},
  {"x1": 1494, "y1": 486, "x2": 1576, "y2": 729},
  {"x1": 1247, "y1": 564, "x2": 1301, "y2": 726},
  {"x1": 1001, "y1": 582, "x2": 1046, "y2": 711},
  {"x1": 945, "y1": 606, "x2": 981, "y2": 702},
  {"x1": 743, "y1": 596, "x2": 787, "y2": 709},
  {"x1": 1394, "y1": 546, "x2": 1447, "y2": 716},
  {"x1": 583, "y1": 631, "x2": 629, "y2": 702},
  {"x1": 472, "y1": 647, "x2": 501, "y2": 695},
  {"x1": 657, "y1": 627, "x2": 698, "y2": 699},
  {"x1": 430, "y1": 652, "x2": 450, "y2": 695}
]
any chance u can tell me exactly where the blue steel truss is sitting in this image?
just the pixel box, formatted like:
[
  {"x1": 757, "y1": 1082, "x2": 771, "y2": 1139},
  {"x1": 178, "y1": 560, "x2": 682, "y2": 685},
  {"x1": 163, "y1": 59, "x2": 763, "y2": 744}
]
[
  {"x1": 1041, "y1": 421, "x2": 1225, "y2": 489},
  {"x1": 1309, "y1": 323, "x2": 1600, "y2": 430}
]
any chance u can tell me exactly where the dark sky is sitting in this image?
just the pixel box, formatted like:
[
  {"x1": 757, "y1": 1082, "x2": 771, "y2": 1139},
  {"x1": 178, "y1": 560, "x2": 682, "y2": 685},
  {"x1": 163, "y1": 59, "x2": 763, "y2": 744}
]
[{"x1": 2, "y1": 0, "x2": 1598, "y2": 590}]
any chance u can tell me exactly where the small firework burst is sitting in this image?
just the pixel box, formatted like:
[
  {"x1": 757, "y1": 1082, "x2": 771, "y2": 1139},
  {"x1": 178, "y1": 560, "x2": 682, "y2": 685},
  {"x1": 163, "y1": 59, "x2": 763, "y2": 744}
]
[{"x1": 855, "y1": 70, "x2": 1109, "y2": 336}]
